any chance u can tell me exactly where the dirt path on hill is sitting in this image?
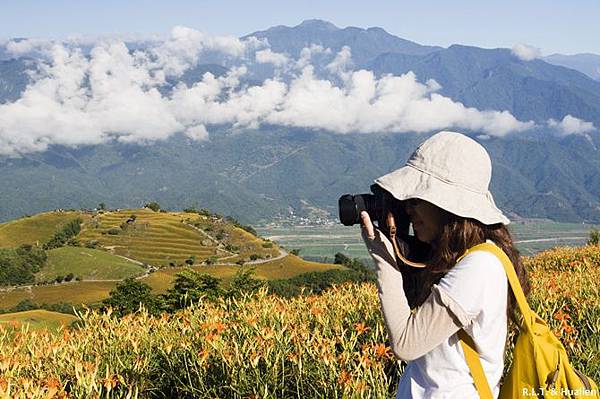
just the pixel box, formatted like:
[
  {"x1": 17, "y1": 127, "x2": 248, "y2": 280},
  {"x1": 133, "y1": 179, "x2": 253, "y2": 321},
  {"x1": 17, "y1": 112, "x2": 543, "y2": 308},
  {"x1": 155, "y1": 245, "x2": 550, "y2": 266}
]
[{"x1": 213, "y1": 248, "x2": 288, "y2": 266}]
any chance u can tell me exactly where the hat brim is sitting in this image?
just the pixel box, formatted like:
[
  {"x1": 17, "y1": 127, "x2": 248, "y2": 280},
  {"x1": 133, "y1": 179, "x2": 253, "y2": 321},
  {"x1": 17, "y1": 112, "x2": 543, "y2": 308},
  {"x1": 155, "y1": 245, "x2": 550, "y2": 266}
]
[{"x1": 375, "y1": 165, "x2": 510, "y2": 225}]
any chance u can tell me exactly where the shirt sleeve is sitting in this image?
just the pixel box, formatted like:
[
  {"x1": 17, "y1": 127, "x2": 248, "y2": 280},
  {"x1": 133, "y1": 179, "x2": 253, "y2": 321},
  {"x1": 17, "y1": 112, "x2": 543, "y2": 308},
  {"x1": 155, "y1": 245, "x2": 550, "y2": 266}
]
[
  {"x1": 362, "y1": 228, "x2": 468, "y2": 361},
  {"x1": 433, "y1": 250, "x2": 506, "y2": 325}
]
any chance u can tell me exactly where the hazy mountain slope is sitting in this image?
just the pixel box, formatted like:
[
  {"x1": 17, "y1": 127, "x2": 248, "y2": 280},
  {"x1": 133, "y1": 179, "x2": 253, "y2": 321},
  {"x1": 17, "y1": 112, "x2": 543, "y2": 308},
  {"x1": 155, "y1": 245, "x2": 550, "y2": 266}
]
[
  {"x1": 369, "y1": 45, "x2": 600, "y2": 125},
  {"x1": 544, "y1": 53, "x2": 600, "y2": 81},
  {"x1": 0, "y1": 129, "x2": 598, "y2": 224}
]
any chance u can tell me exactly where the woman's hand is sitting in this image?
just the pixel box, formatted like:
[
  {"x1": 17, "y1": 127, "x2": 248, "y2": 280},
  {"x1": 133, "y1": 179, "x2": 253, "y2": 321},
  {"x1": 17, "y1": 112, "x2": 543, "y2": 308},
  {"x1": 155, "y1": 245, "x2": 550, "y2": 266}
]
[
  {"x1": 360, "y1": 211, "x2": 375, "y2": 239},
  {"x1": 360, "y1": 211, "x2": 397, "y2": 266}
]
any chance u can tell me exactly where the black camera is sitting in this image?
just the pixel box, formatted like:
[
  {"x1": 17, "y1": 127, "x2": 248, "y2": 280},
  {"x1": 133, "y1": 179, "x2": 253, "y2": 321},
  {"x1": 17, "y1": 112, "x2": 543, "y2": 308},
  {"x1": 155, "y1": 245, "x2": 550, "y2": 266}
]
[
  {"x1": 338, "y1": 184, "x2": 431, "y2": 268},
  {"x1": 338, "y1": 184, "x2": 408, "y2": 233}
]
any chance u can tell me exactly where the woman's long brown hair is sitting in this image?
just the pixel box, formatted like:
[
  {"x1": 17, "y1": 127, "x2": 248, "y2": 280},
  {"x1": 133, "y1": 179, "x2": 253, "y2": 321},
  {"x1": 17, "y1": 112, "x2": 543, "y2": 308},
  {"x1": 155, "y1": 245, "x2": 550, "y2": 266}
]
[{"x1": 406, "y1": 210, "x2": 530, "y2": 326}]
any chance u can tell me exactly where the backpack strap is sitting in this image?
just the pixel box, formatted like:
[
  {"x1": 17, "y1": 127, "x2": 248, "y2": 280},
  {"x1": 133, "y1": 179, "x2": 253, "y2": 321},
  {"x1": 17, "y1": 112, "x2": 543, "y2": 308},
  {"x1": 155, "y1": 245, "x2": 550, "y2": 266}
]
[
  {"x1": 456, "y1": 242, "x2": 532, "y2": 398},
  {"x1": 458, "y1": 329, "x2": 494, "y2": 399},
  {"x1": 458, "y1": 242, "x2": 534, "y2": 331}
]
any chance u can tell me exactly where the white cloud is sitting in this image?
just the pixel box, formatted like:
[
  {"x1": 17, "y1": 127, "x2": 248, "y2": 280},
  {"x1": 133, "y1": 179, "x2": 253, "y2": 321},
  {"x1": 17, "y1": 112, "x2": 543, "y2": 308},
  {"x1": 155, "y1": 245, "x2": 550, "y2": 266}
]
[
  {"x1": 255, "y1": 49, "x2": 289, "y2": 67},
  {"x1": 548, "y1": 115, "x2": 595, "y2": 135},
  {"x1": 511, "y1": 43, "x2": 541, "y2": 61},
  {"x1": 0, "y1": 30, "x2": 538, "y2": 156},
  {"x1": 326, "y1": 46, "x2": 352, "y2": 76},
  {"x1": 295, "y1": 44, "x2": 331, "y2": 70},
  {"x1": 5, "y1": 38, "x2": 55, "y2": 58}
]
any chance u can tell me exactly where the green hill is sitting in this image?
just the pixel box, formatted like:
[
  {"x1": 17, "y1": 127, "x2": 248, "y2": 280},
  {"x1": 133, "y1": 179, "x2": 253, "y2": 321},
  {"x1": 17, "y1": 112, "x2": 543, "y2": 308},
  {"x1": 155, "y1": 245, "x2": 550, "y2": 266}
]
[
  {"x1": 0, "y1": 309, "x2": 78, "y2": 331},
  {"x1": 37, "y1": 246, "x2": 146, "y2": 282},
  {"x1": 0, "y1": 208, "x2": 343, "y2": 310},
  {"x1": 0, "y1": 211, "x2": 90, "y2": 248}
]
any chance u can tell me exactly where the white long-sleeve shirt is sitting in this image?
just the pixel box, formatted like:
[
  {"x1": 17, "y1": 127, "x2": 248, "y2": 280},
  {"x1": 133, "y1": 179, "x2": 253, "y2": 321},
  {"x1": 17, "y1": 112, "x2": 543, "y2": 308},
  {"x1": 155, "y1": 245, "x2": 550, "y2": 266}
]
[{"x1": 362, "y1": 228, "x2": 508, "y2": 399}]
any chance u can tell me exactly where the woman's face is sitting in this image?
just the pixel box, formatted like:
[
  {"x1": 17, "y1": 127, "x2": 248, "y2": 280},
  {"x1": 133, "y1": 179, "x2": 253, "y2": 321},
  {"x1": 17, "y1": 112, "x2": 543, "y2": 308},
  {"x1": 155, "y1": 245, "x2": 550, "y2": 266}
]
[{"x1": 404, "y1": 199, "x2": 445, "y2": 243}]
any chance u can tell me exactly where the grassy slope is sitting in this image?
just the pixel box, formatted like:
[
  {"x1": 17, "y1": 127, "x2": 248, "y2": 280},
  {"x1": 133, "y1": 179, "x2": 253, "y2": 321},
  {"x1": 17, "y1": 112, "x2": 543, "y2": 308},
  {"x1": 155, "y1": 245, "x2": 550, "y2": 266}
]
[
  {"x1": 0, "y1": 281, "x2": 117, "y2": 309},
  {"x1": 0, "y1": 211, "x2": 90, "y2": 248},
  {"x1": 0, "y1": 309, "x2": 78, "y2": 331},
  {"x1": 0, "y1": 209, "x2": 342, "y2": 308},
  {"x1": 37, "y1": 247, "x2": 146, "y2": 282},
  {"x1": 142, "y1": 254, "x2": 344, "y2": 293}
]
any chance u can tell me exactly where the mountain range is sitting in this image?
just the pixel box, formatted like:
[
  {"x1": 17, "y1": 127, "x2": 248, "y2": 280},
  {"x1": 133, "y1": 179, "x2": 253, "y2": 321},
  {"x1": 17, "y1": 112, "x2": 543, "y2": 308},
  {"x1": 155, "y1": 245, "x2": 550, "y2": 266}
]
[{"x1": 0, "y1": 20, "x2": 598, "y2": 224}]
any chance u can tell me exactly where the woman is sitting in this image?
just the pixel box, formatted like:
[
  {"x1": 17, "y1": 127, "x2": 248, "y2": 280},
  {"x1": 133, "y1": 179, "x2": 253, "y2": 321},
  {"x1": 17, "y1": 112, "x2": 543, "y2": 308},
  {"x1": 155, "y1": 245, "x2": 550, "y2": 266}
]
[{"x1": 360, "y1": 131, "x2": 530, "y2": 398}]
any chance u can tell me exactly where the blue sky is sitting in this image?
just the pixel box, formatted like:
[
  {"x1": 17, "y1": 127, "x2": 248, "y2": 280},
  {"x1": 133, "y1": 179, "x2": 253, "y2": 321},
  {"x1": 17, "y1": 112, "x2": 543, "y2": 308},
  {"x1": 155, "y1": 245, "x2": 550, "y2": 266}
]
[{"x1": 2, "y1": 0, "x2": 599, "y2": 55}]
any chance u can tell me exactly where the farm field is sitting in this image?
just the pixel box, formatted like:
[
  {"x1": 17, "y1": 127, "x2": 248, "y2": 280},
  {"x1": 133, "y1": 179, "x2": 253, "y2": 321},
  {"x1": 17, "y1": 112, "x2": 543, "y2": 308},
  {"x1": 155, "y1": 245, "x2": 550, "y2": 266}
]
[
  {"x1": 256, "y1": 221, "x2": 600, "y2": 261},
  {"x1": 0, "y1": 255, "x2": 342, "y2": 306},
  {"x1": 0, "y1": 281, "x2": 117, "y2": 309},
  {"x1": 36, "y1": 246, "x2": 146, "y2": 282},
  {"x1": 0, "y1": 309, "x2": 78, "y2": 331},
  {"x1": 142, "y1": 254, "x2": 343, "y2": 293},
  {"x1": 77, "y1": 209, "x2": 279, "y2": 266}
]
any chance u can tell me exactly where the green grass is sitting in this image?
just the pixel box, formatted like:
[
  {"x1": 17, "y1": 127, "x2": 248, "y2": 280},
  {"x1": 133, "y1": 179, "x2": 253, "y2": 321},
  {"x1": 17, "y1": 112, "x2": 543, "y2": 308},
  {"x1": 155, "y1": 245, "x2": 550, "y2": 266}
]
[
  {"x1": 0, "y1": 211, "x2": 90, "y2": 248},
  {"x1": 0, "y1": 309, "x2": 78, "y2": 331},
  {"x1": 0, "y1": 255, "x2": 343, "y2": 307},
  {"x1": 142, "y1": 254, "x2": 344, "y2": 294},
  {"x1": 36, "y1": 247, "x2": 146, "y2": 282},
  {"x1": 0, "y1": 281, "x2": 117, "y2": 309}
]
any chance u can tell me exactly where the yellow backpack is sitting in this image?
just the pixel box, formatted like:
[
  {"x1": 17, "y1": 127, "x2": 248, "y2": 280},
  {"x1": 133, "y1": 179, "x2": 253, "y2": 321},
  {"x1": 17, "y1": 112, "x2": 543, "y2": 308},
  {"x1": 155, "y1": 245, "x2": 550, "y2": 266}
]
[{"x1": 457, "y1": 242, "x2": 599, "y2": 399}]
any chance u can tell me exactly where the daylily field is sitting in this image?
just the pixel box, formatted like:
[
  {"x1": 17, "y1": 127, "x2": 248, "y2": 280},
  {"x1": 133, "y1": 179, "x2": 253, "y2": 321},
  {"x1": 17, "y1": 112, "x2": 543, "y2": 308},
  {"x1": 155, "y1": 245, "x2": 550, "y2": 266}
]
[{"x1": 0, "y1": 244, "x2": 598, "y2": 398}]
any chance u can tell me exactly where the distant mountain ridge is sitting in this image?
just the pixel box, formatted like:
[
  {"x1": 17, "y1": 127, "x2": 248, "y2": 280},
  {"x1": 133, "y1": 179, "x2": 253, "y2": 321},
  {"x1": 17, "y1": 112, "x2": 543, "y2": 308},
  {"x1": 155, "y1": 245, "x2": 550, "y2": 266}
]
[
  {"x1": 243, "y1": 19, "x2": 442, "y2": 65},
  {"x1": 0, "y1": 20, "x2": 598, "y2": 224}
]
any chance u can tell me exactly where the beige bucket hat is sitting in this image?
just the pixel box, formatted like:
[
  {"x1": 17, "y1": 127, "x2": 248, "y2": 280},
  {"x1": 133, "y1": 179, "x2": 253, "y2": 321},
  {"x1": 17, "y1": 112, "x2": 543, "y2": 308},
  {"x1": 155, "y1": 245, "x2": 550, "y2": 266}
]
[{"x1": 374, "y1": 131, "x2": 510, "y2": 225}]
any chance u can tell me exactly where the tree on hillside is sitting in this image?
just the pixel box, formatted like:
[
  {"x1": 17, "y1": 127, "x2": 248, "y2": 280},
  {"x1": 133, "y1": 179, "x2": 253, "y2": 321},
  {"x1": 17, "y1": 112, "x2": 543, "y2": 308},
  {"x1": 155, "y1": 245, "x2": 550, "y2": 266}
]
[
  {"x1": 102, "y1": 278, "x2": 161, "y2": 317},
  {"x1": 226, "y1": 268, "x2": 265, "y2": 299},
  {"x1": 334, "y1": 252, "x2": 374, "y2": 279},
  {"x1": 145, "y1": 202, "x2": 161, "y2": 212},
  {"x1": 163, "y1": 269, "x2": 224, "y2": 310},
  {"x1": 44, "y1": 218, "x2": 82, "y2": 249},
  {"x1": 588, "y1": 229, "x2": 600, "y2": 245}
]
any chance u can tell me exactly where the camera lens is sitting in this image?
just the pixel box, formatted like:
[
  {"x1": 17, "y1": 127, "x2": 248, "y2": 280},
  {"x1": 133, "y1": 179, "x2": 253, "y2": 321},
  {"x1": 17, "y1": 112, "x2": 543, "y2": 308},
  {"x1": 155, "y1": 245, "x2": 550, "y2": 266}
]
[{"x1": 338, "y1": 194, "x2": 371, "y2": 226}]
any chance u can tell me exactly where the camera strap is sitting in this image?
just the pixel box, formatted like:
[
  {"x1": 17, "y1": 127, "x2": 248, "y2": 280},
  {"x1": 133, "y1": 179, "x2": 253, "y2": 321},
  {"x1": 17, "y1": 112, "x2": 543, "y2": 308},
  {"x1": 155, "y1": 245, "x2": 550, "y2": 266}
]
[{"x1": 386, "y1": 211, "x2": 426, "y2": 268}]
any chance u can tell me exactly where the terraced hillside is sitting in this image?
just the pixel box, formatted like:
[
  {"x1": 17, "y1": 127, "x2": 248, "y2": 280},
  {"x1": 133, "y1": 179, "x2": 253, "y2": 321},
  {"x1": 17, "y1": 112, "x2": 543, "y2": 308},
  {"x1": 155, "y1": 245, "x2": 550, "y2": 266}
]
[
  {"x1": 77, "y1": 209, "x2": 279, "y2": 267},
  {"x1": 0, "y1": 208, "x2": 343, "y2": 310},
  {"x1": 0, "y1": 211, "x2": 92, "y2": 248}
]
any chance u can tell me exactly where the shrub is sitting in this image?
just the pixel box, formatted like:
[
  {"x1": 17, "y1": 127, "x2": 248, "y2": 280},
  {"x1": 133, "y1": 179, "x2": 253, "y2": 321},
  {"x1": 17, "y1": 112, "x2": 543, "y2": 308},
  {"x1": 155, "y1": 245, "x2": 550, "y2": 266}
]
[
  {"x1": 588, "y1": 229, "x2": 600, "y2": 245},
  {"x1": 44, "y1": 218, "x2": 82, "y2": 249},
  {"x1": 107, "y1": 228, "x2": 120, "y2": 235},
  {"x1": 185, "y1": 256, "x2": 196, "y2": 266},
  {"x1": 262, "y1": 242, "x2": 273, "y2": 248},
  {"x1": 225, "y1": 244, "x2": 239, "y2": 252},
  {"x1": 205, "y1": 256, "x2": 219, "y2": 265},
  {"x1": 0, "y1": 247, "x2": 47, "y2": 286},
  {"x1": 103, "y1": 278, "x2": 161, "y2": 317},
  {"x1": 145, "y1": 202, "x2": 161, "y2": 212}
]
